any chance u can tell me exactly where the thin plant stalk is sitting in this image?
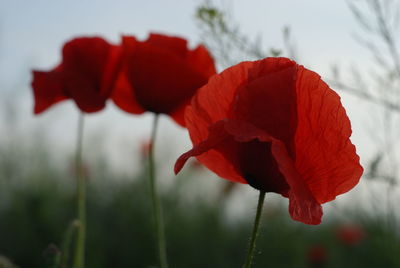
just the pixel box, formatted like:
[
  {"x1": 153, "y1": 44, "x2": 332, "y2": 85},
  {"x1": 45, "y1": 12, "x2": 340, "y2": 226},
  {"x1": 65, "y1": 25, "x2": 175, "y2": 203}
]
[
  {"x1": 243, "y1": 190, "x2": 266, "y2": 268},
  {"x1": 148, "y1": 114, "x2": 169, "y2": 268},
  {"x1": 60, "y1": 220, "x2": 80, "y2": 268},
  {"x1": 73, "y1": 113, "x2": 86, "y2": 268}
]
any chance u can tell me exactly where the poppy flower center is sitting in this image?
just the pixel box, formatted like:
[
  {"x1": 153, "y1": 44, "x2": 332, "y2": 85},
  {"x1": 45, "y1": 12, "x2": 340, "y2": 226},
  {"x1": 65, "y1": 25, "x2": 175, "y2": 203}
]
[{"x1": 237, "y1": 139, "x2": 290, "y2": 193}]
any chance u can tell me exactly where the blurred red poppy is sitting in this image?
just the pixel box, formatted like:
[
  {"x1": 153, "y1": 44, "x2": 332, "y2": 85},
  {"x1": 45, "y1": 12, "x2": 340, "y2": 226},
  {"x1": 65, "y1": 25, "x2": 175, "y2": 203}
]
[
  {"x1": 336, "y1": 223, "x2": 365, "y2": 245},
  {"x1": 112, "y1": 33, "x2": 216, "y2": 126},
  {"x1": 139, "y1": 139, "x2": 152, "y2": 160},
  {"x1": 175, "y1": 57, "x2": 363, "y2": 225},
  {"x1": 306, "y1": 244, "x2": 327, "y2": 266},
  {"x1": 32, "y1": 37, "x2": 122, "y2": 114}
]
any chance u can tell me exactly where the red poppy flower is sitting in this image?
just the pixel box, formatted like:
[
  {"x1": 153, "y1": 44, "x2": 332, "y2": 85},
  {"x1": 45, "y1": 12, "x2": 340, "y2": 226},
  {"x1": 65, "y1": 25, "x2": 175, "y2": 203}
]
[
  {"x1": 111, "y1": 33, "x2": 216, "y2": 126},
  {"x1": 306, "y1": 244, "x2": 327, "y2": 265},
  {"x1": 336, "y1": 223, "x2": 365, "y2": 245},
  {"x1": 32, "y1": 37, "x2": 122, "y2": 114},
  {"x1": 175, "y1": 57, "x2": 363, "y2": 225}
]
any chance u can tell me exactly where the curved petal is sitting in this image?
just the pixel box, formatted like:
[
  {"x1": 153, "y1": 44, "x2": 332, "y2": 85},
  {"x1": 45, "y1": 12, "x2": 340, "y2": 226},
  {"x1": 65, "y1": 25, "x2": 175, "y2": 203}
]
[
  {"x1": 101, "y1": 44, "x2": 124, "y2": 97},
  {"x1": 233, "y1": 63, "x2": 298, "y2": 154},
  {"x1": 175, "y1": 120, "x2": 230, "y2": 173},
  {"x1": 111, "y1": 72, "x2": 145, "y2": 114},
  {"x1": 61, "y1": 69, "x2": 107, "y2": 113},
  {"x1": 62, "y1": 37, "x2": 114, "y2": 112},
  {"x1": 175, "y1": 119, "x2": 245, "y2": 183},
  {"x1": 186, "y1": 44, "x2": 217, "y2": 79},
  {"x1": 31, "y1": 69, "x2": 67, "y2": 114},
  {"x1": 294, "y1": 67, "x2": 363, "y2": 204},
  {"x1": 187, "y1": 60, "x2": 253, "y2": 127},
  {"x1": 183, "y1": 62, "x2": 252, "y2": 182},
  {"x1": 168, "y1": 98, "x2": 190, "y2": 127},
  {"x1": 111, "y1": 36, "x2": 145, "y2": 114}
]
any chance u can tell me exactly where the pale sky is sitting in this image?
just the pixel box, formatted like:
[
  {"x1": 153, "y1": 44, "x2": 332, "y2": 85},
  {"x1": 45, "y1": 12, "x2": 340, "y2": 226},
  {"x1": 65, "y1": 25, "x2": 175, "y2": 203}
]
[{"x1": 0, "y1": 0, "x2": 376, "y2": 180}]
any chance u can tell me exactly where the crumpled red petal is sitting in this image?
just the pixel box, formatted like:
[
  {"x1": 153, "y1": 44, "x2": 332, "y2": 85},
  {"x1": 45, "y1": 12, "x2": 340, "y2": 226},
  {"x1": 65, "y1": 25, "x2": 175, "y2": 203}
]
[
  {"x1": 233, "y1": 64, "x2": 298, "y2": 152},
  {"x1": 293, "y1": 66, "x2": 363, "y2": 204},
  {"x1": 181, "y1": 62, "x2": 254, "y2": 182}
]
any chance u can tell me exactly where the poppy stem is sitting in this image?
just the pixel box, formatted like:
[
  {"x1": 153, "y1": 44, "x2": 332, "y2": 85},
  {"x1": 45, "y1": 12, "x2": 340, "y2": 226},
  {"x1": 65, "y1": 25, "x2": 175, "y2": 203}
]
[
  {"x1": 73, "y1": 113, "x2": 86, "y2": 268},
  {"x1": 148, "y1": 114, "x2": 169, "y2": 268},
  {"x1": 243, "y1": 190, "x2": 266, "y2": 268},
  {"x1": 60, "y1": 220, "x2": 80, "y2": 268}
]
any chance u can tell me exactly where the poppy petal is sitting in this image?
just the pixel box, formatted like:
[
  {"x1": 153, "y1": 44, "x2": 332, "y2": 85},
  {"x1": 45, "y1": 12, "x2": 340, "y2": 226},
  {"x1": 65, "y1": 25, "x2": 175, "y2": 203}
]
[
  {"x1": 186, "y1": 44, "x2": 217, "y2": 78},
  {"x1": 32, "y1": 69, "x2": 67, "y2": 114},
  {"x1": 168, "y1": 98, "x2": 190, "y2": 127},
  {"x1": 294, "y1": 67, "x2": 363, "y2": 204},
  {"x1": 111, "y1": 72, "x2": 145, "y2": 114},
  {"x1": 111, "y1": 36, "x2": 144, "y2": 114},
  {"x1": 147, "y1": 33, "x2": 188, "y2": 58},
  {"x1": 182, "y1": 60, "x2": 289, "y2": 184},
  {"x1": 175, "y1": 120, "x2": 231, "y2": 174},
  {"x1": 233, "y1": 64, "x2": 298, "y2": 151},
  {"x1": 61, "y1": 37, "x2": 115, "y2": 112},
  {"x1": 100, "y1": 44, "x2": 124, "y2": 96}
]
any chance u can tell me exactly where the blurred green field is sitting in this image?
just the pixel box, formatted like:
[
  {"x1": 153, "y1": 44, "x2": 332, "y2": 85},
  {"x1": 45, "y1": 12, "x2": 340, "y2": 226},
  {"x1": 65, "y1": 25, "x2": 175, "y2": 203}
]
[{"x1": 0, "y1": 141, "x2": 399, "y2": 268}]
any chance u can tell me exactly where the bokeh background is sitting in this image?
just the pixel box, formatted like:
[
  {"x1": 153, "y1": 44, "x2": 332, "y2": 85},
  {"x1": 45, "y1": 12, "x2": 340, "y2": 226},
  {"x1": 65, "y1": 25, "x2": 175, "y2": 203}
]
[{"x1": 1, "y1": 0, "x2": 400, "y2": 267}]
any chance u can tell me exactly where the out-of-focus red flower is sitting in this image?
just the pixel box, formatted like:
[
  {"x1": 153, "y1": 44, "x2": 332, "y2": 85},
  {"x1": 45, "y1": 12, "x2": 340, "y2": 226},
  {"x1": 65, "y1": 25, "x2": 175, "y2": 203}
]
[
  {"x1": 306, "y1": 244, "x2": 327, "y2": 267},
  {"x1": 175, "y1": 57, "x2": 363, "y2": 225},
  {"x1": 32, "y1": 37, "x2": 122, "y2": 114},
  {"x1": 69, "y1": 162, "x2": 91, "y2": 180},
  {"x1": 112, "y1": 33, "x2": 216, "y2": 126},
  {"x1": 336, "y1": 223, "x2": 365, "y2": 245},
  {"x1": 140, "y1": 139, "x2": 152, "y2": 160}
]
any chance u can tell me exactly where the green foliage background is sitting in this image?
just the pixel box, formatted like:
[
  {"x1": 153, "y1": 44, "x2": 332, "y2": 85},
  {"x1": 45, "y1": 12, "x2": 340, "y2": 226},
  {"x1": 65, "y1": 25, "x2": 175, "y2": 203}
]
[{"x1": 0, "y1": 143, "x2": 399, "y2": 268}]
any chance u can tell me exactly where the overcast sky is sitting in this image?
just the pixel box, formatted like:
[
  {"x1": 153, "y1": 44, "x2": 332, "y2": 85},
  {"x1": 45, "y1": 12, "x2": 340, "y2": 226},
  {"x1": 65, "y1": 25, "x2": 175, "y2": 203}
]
[
  {"x1": 0, "y1": 0, "x2": 369, "y2": 89},
  {"x1": 0, "y1": 0, "x2": 376, "y2": 175}
]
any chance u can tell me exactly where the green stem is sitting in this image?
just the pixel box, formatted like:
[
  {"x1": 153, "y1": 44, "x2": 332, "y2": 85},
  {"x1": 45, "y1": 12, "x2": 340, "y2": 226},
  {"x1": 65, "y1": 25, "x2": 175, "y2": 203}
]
[
  {"x1": 148, "y1": 114, "x2": 169, "y2": 268},
  {"x1": 60, "y1": 220, "x2": 80, "y2": 268},
  {"x1": 243, "y1": 191, "x2": 266, "y2": 268},
  {"x1": 73, "y1": 113, "x2": 86, "y2": 268}
]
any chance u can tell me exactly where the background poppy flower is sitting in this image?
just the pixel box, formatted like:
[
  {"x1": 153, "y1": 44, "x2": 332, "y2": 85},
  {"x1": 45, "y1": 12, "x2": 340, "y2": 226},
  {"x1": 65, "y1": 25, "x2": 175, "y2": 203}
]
[
  {"x1": 112, "y1": 33, "x2": 216, "y2": 126},
  {"x1": 306, "y1": 244, "x2": 328, "y2": 267},
  {"x1": 336, "y1": 223, "x2": 365, "y2": 245},
  {"x1": 32, "y1": 37, "x2": 122, "y2": 114},
  {"x1": 175, "y1": 57, "x2": 363, "y2": 225}
]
